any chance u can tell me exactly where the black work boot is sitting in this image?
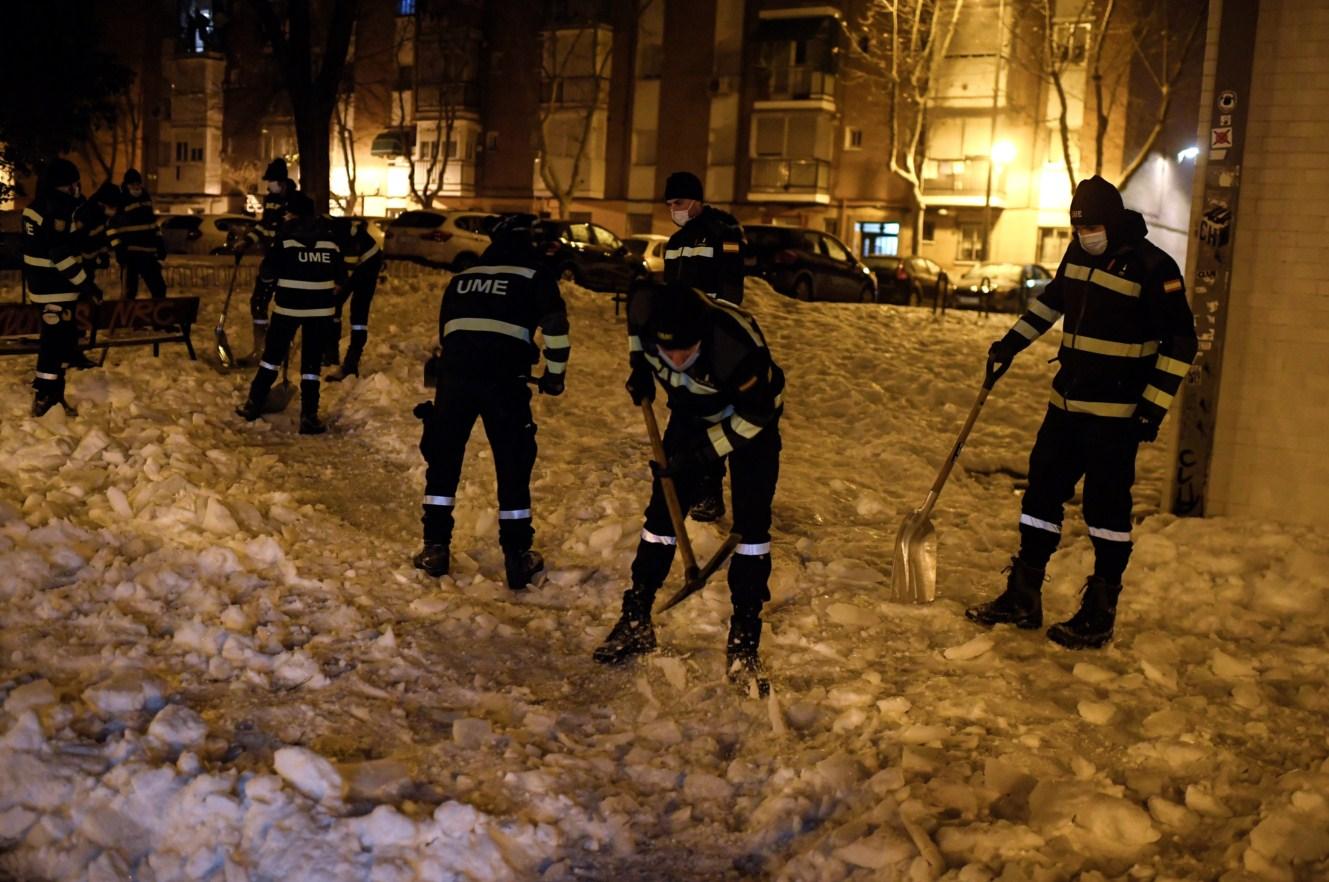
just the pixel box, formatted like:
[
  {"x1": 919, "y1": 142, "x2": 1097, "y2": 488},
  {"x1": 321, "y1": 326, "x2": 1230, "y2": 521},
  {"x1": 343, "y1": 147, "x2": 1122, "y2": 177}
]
[
  {"x1": 32, "y1": 391, "x2": 59, "y2": 418},
  {"x1": 689, "y1": 495, "x2": 725, "y2": 523},
  {"x1": 1048, "y1": 576, "x2": 1122, "y2": 649},
  {"x1": 965, "y1": 557, "x2": 1045, "y2": 629},
  {"x1": 593, "y1": 586, "x2": 657, "y2": 665},
  {"x1": 726, "y1": 612, "x2": 770, "y2": 697},
  {"x1": 504, "y1": 549, "x2": 544, "y2": 591},
  {"x1": 326, "y1": 354, "x2": 360, "y2": 383},
  {"x1": 413, "y1": 543, "x2": 450, "y2": 578},
  {"x1": 299, "y1": 414, "x2": 327, "y2": 435},
  {"x1": 235, "y1": 399, "x2": 263, "y2": 422}
]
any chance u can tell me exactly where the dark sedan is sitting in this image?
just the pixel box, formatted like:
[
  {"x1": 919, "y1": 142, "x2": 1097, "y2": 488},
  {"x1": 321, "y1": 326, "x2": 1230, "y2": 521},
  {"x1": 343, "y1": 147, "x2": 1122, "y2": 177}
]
[
  {"x1": 534, "y1": 220, "x2": 649, "y2": 293},
  {"x1": 864, "y1": 255, "x2": 950, "y2": 307},
  {"x1": 952, "y1": 263, "x2": 1053, "y2": 313},
  {"x1": 743, "y1": 225, "x2": 877, "y2": 302}
]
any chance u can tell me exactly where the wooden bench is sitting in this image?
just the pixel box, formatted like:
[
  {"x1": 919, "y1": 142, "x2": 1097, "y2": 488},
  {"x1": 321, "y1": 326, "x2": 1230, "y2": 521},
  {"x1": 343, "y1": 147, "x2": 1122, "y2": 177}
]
[{"x1": 0, "y1": 297, "x2": 199, "y2": 360}]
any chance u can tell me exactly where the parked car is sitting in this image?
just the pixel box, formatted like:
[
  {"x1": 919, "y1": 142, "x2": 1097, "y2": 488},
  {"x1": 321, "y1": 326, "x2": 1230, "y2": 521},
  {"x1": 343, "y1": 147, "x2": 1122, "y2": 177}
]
[
  {"x1": 951, "y1": 263, "x2": 1053, "y2": 312},
  {"x1": 160, "y1": 213, "x2": 258, "y2": 256},
  {"x1": 864, "y1": 255, "x2": 950, "y2": 307},
  {"x1": 623, "y1": 233, "x2": 669, "y2": 279},
  {"x1": 743, "y1": 225, "x2": 877, "y2": 303},
  {"x1": 534, "y1": 220, "x2": 649, "y2": 293},
  {"x1": 383, "y1": 209, "x2": 493, "y2": 270}
]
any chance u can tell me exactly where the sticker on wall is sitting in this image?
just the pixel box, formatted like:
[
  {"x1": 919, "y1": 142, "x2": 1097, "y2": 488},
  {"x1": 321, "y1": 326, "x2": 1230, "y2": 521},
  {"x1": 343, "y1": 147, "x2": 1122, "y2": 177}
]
[{"x1": 1218, "y1": 90, "x2": 1237, "y2": 111}]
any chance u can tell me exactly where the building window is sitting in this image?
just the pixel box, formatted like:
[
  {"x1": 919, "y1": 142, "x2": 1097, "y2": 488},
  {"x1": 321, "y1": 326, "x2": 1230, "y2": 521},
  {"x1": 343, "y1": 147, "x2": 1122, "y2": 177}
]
[
  {"x1": 844, "y1": 127, "x2": 863, "y2": 151},
  {"x1": 923, "y1": 220, "x2": 936, "y2": 244},
  {"x1": 397, "y1": 0, "x2": 415, "y2": 15},
  {"x1": 190, "y1": 146, "x2": 204, "y2": 162},
  {"x1": 1039, "y1": 227, "x2": 1072, "y2": 265},
  {"x1": 858, "y1": 221, "x2": 901, "y2": 257},
  {"x1": 485, "y1": 131, "x2": 499, "y2": 152},
  {"x1": 1053, "y1": 21, "x2": 1091, "y2": 65},
  {"x1": 958, "y1": 223, "x2": 985, "y2": 262},
  {"x1": 175, "y1": 141, "x2": 188, "y2": 162}
]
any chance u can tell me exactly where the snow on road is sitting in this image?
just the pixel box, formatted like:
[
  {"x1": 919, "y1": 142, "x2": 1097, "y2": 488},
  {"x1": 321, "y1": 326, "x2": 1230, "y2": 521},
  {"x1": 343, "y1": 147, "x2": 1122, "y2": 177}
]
[{"x1": 2, "y1": 265, "x2": 1328, "y2": 881}]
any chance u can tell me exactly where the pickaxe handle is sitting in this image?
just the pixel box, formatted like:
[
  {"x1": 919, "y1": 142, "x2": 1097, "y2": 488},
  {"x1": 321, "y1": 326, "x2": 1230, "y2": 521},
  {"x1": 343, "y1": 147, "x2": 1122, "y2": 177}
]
[{"x1": 641, "y1": 400, "x2": 699, "y2": 576}]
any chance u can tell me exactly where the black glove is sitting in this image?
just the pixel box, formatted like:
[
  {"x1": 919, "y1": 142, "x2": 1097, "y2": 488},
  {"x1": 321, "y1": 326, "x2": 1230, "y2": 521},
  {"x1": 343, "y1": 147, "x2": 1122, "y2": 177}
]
[
  {"x1": 986, "y1": 338, "x2": 1019, "y2": 382},
  {"x1": 625, "y1": 365, "x2": 655, "y2": 405},
  {"x1": 649, "y1": 445, "x2": 707, "y2": 480},
  {"x1": 537, "y1": 370, "x2": 565, "y2": 397},
  {"x1": 1133, "y1": 413, "x2": 1161, "y2": 444},
  {"x1": 423, "y1": 347, "x2": 442, "y2": 388},
  {"x1": 80, "y1": 281, "x2": 104, "y2": 305},
  {"x1": 412, "y1": 401, "x2": 434, "y2": 421}
]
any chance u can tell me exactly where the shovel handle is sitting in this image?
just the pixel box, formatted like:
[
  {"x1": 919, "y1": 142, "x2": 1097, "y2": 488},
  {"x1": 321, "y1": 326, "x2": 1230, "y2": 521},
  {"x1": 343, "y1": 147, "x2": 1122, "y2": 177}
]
[
  {"x1": 641, "y1": 401, "x2": 698, "y2": 573},
  {"x1": 918, "y1": 376, "x2": 993, "y2": 523}
]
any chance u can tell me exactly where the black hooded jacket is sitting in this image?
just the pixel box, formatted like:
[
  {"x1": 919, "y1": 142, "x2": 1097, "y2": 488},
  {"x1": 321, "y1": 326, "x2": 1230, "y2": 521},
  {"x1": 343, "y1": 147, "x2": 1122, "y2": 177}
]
[
  {"x1": 663, "y1": 205, "x2": 746, "y2": 304},
  {"x1": 997, "y1": 210, "x2": 1198, "y2": 425},
  {"x1": 259, "y1": 215, "x2": 345, "y2": 319}
]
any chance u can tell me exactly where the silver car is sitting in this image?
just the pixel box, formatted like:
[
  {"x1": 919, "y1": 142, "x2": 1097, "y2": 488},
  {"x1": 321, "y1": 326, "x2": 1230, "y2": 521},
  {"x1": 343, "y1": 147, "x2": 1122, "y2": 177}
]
[{"x1": 382, "y1": 209, "x2": 494, "y2": 270}]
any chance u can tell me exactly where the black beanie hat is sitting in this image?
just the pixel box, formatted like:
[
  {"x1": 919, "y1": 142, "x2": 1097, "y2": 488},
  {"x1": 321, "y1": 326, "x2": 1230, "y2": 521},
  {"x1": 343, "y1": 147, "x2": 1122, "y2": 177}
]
[
  {"x1": 487, "y1": 212, "x2": 538, "y2": 242},
  {"x1": 42, "y1": 158, "x2": 80, "y2": 189},
  {"x1": 91, "y1": 182, "x2": 122, "y2": 207},
  {"x1": 663, "y1": 171, "x2": 704, "y2": 202},
  {"x1": 285, "y1": 190, "x2": 315, "y2": 217},
  {"x1": 1069, "y1": 175, "x2": 1123, "y2": 227},
  {"x1": 263, "y1": 158, "x2": 289, "y2": 182},
  {"x1": 122, "y1": 168, "x2": 143, "y2": 186},
  {"x1": 649, "y1": 283, "x2": 710, "y2": 349}
]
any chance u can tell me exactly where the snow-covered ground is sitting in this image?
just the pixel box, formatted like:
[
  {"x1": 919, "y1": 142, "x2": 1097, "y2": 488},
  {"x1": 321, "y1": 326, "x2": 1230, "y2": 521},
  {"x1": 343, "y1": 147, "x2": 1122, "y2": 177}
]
[{"x1": 3, "y1": 262, "x2": 1329, "y2": 882}]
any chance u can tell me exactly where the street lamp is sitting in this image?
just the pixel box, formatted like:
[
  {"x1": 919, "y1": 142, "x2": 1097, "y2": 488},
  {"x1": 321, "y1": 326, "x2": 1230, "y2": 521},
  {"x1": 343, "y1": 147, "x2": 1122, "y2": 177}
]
[{"x1": 1176, "y1": 145, "x2": 1200, "y2": 162}]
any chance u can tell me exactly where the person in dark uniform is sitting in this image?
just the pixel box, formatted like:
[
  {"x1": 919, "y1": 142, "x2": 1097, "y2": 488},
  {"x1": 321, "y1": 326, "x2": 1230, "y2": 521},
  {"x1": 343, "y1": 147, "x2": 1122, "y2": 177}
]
[
  {"x1": 234, "y1": 191, "x2": 344, "y2": 435},
  {"x1": 413, "y1": 213, "x2": 570, "y2": 591},
  {"x1": 595, "y1": 282, "x2": 783, "y2": 691},
  {"x1": 966, "y1": 176, "x2": 1198, "y2": 649},
  {"x1": 660, "y1": 171, "x2": 746, "y2": 524},
  {"x1": 108, "y1": 169, "x2": 167, "y2": 300},
  {"x1": 75, "y1": 182, "x2": 121, "y2": 283},
  {"x1": 239, "y1": 158, "x2": 294, "y2": 362},
  {"x1": 21, "y1": 158, "x2": 103, "y2": 416},
  {"x1": 325, "y1": 216, "x2": 383, "y2": 381}
]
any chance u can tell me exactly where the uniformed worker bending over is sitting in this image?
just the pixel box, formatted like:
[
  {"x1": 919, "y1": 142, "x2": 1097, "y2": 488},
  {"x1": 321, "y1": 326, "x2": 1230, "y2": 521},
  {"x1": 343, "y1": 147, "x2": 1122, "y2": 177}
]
[
  {"x1": 413, "y1": 213, "x2": 570, "y2": 591},
  {"x1": 235, "y1": 191, "x2": 344, "y2": 435},
  {"x1": 21, "y1": 158, "x2": 104, "y2": 417},
  {"x1": 76, "y1": 182, "x2": 121, "y2": 284},
  {"x1": 967, "y1": 176, "x2": 1197, "y2": 649},
  {"x1": 596, "y1": 282, "x2": 783, "y2": 688},
  {"x1": 661, "y1": 171, "x2": 746, "y2": 524},
  {"x1": 325, "y1": 215, "x2": 383, "y2": 381}
]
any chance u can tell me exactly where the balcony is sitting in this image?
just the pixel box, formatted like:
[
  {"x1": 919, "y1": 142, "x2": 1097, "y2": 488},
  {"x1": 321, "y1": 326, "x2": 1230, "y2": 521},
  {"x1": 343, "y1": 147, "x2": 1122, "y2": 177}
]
[
  {"x1": 540, "y1": 75, "x2": 611, "y2": 107},
  {"x1": 754, "y1": 66, "x2": 836, "y2": 110},
  {"x1": 415, "y1": 82, "x2": 482, "y2": 115},
  {"x1": 748, "y1": 158, "x2": 831, "y2": 204},
  {"x1": 921, "y1": 157, "x2": 1009, "y2": 207}
]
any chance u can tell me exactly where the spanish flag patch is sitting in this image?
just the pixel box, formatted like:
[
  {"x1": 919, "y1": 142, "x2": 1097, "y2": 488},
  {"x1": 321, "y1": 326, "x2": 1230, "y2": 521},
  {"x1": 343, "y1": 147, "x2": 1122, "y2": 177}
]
[
  {"x1": 1163, "y1": 279, "x2": 1183, "y2": 293},
  {"x1": 722, "y1": 241, "x2": 741, "y2": 253}
]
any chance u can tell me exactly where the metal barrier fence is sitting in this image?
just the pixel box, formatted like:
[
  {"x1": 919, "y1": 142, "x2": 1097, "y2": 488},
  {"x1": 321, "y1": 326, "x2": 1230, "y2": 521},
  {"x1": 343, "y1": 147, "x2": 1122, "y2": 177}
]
[{"x1": 1, "y1": 256, "x2": 444, "y2": 300}]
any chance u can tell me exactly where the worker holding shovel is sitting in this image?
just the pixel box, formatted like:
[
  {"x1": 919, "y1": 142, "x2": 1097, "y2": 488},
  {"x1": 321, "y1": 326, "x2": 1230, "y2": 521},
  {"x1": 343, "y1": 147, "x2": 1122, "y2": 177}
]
[{"x1": 594, "y1": 282, "x2": 784, "y2": 689}]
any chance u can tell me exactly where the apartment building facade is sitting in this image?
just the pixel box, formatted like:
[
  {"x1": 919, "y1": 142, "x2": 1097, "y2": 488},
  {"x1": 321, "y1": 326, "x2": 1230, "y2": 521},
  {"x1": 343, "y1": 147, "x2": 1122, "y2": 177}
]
[{"x1": 75, "y1": 0, "x2": 1199, "y2": 276}]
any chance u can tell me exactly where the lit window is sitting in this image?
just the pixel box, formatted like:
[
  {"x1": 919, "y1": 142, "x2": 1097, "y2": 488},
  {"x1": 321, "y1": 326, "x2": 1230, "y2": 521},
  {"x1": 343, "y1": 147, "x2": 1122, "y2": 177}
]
[
  {"x1": 958, "y1": 223, "x2": 985, "y2": 262},
  {"x1": 398, "y1": 0, "x2": 415, "y2": 15}
]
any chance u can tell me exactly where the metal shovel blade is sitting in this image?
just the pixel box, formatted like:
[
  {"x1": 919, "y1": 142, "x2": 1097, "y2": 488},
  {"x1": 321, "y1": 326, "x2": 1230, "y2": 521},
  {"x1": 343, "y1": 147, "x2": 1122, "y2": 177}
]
[
  {"x1": 215, "y1": 324, "x2": 235, "y2": 369},
  {"x1": 263, "y1": 380, "x2": 295, "y2": 414},
  {"x1": 891, "y1": 508, "x2": 937, "y2": 604}
]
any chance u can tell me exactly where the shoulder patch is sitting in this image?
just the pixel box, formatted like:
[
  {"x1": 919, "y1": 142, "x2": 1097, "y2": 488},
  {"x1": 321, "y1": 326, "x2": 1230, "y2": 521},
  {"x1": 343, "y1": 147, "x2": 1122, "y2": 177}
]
[
  {"x1": 722, "y1": 241, "x2": 741, "y2": 253},
  {"x1": 1163, "y1": 279, "x2": 1183, "y2": 293}
]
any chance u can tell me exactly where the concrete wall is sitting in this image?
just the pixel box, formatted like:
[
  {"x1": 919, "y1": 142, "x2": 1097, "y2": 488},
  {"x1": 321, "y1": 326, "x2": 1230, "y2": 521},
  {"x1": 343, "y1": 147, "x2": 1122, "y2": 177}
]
[{"x1": 1206, "y1": 0, "x2": 1329, "y2": 524}]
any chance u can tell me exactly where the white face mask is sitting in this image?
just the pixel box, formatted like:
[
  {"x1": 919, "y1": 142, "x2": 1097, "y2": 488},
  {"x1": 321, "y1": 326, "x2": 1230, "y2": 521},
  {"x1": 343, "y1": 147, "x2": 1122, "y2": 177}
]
[
  {"x1": 128, "y1": 185, "x2": 143, "y2": 198},
  {"x1": 670, "y1": 207, "x2": 693, "y2": 228},
  {"x1": 657, "y1": 344, "x2": 700, "y2": 372},
  {"x1": 1079, "y1": 229, "x2": 1109, "y2": 256},
  {"x1": 267, "y1": 181, "x2": 282, "y2": 194}
]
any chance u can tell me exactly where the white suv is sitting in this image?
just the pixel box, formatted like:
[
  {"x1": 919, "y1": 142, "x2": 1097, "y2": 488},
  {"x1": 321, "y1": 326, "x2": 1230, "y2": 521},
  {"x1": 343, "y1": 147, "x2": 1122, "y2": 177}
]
[{"x1": 383, "y1": 210, "x2": 494, "y2": 270}]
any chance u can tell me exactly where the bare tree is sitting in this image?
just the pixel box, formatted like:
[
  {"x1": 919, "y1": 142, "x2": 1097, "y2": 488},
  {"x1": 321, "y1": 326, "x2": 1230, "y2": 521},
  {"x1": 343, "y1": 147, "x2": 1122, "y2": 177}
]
[
  {"x1": 392, "y1": 10, "x2": 477, "y2": 210},
  {"x1": 248, "y1": 0, "x2": 359, "y2": 211},
  {"x1": 332, "y1": 86, "x2": 359, "y2": 214},
  {"x1": 80, "y1": 88, "x2": 142, "y2": 185},
  {"x1": 845, "y1": 0, "x2": 967, "y2": 255},
  {"x1": 1020, "y1": 0, "x2": 1203, "y2": 192},
  {"x1": 535, "y1": 16, "x2": 614, "y2": 219}
]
